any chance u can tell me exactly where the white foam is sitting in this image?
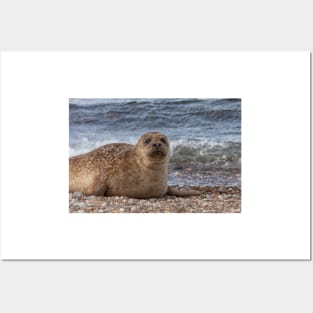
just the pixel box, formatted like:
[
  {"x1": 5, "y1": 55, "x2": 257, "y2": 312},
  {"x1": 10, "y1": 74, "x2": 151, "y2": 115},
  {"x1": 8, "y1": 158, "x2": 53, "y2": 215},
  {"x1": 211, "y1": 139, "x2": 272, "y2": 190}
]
[{"x1": 69, "y1": 135, "x2": 140, "y2": 157}]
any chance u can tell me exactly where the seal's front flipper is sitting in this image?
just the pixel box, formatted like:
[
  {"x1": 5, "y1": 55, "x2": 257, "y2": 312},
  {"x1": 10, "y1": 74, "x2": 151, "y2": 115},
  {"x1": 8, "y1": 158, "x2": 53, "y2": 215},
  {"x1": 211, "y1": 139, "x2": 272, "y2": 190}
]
[{"x1": 166, "y1": 186, "x2": 201, "y2": 197}]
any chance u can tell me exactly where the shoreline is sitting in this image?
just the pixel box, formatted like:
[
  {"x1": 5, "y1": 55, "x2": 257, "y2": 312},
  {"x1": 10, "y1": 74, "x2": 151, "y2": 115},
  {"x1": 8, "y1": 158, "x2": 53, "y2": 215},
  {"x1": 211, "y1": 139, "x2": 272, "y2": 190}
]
[
  {"x1": 168, "y1": 162, "x2": 241, "y2": 187},
  {"x1": 69, "y1": 186, "x2": 241, "y2": 213}
]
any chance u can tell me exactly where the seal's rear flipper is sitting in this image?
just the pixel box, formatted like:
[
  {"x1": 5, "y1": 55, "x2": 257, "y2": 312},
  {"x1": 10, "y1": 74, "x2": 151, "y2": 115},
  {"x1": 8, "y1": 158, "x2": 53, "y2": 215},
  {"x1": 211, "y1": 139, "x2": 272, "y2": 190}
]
[{"x1": 166, "y1": 186, "x2": 201, "y2": 197}]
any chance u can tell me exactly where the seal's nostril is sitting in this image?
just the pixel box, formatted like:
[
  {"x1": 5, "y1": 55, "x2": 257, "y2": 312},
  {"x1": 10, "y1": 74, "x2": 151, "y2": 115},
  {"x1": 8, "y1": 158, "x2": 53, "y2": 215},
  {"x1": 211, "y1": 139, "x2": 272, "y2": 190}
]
[{"x1": 153, "y1": 143, "x2": 161, "y2": 148}]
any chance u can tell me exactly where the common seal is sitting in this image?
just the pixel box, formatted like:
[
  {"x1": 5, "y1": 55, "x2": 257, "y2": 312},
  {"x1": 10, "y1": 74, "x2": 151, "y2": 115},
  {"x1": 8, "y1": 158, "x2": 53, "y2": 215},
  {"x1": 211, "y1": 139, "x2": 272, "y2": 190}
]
[{"x1": 69, "y1": 132, "x2": 199, "y2": 199}]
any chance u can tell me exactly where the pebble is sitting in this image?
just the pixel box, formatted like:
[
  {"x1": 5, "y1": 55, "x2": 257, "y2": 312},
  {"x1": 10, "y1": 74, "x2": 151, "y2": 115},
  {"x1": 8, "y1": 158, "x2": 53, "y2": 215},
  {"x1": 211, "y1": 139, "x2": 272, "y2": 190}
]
[
  {"x1": 86, "y1": 195, "x2": 97, "y2": 200},
  {"x1": 224, "y1": 195, "x2": 233, "y2": 200},
  {"x1": 73, "y1": 191, "x2": 84, "y2": 200},
  {"x1": 76, "y1": 202, "x2": 87, "y2": 209}
]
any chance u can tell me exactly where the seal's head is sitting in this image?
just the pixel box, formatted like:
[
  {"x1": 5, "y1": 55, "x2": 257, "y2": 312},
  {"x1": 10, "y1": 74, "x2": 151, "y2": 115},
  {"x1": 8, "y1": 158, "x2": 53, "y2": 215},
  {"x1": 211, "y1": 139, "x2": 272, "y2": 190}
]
[{"x1": 136, "y1": 132, "x2": 170, "y2": 167}]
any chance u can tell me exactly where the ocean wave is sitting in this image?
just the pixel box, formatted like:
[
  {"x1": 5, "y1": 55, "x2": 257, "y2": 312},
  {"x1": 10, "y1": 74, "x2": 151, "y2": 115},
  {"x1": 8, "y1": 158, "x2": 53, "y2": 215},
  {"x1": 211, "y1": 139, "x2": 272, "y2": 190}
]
[
  {"x1": 69, "y1": 98, "x2": 207, "y2": 107},
  {"x1": 70, "y1": 138, "x2": 241, "y2": 171},
  {"x1": 170, "y1": 141, "x2": 241, "y2": 167},
  {"x1": 70, "y1": 105, "x2": 241, "y2": 129}
]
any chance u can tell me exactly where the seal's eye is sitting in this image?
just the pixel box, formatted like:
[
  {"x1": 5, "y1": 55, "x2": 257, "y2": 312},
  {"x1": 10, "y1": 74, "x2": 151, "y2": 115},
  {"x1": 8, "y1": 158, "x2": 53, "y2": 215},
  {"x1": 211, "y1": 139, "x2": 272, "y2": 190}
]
[
  {"x1": 160, "y1": 138, "x2": 167, "y2": 144},
  {"x1": 144, "y1": 138, "x2": 151, "y2": 144}
]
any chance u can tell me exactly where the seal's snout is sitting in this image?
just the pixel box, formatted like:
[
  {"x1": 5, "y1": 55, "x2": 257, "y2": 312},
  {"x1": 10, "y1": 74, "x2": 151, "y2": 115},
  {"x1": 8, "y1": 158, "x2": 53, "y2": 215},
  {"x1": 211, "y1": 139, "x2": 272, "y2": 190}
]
[{"x1": 153, "y1": 142, "x2": 162, "y2": 149}]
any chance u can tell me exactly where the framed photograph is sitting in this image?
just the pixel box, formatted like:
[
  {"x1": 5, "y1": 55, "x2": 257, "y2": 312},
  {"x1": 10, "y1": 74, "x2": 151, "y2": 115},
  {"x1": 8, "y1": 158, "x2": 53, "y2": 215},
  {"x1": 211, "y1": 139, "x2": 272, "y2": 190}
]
[
  {"x1": 0, "y1": 52, "x2": 310, "y2": 260},
  {"x1": 69, "y1": 98, "x2": 241, "y2": 213}
]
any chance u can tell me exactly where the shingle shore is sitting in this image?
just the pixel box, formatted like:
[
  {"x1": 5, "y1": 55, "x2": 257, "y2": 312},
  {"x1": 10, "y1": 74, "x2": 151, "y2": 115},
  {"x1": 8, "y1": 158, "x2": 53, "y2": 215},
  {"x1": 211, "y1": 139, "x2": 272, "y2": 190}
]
[{"x1": 69, "y1": 186, "x2": 241, "y2": 213}]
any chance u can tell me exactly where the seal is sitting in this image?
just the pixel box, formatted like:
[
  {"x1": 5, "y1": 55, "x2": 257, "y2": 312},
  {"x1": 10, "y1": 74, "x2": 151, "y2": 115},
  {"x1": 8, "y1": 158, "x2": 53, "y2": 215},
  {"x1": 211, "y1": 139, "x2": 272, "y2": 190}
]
[{"x1": 69, "y1": 131, "x2": 200, "y2": 199}]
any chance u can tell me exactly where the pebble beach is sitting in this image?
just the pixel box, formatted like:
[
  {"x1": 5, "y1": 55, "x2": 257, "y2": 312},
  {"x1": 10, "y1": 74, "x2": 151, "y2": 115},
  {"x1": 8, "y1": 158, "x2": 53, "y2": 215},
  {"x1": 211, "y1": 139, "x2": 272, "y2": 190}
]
[{"x1": 69, "y1": 186, "x2": 241, "y2": 213}]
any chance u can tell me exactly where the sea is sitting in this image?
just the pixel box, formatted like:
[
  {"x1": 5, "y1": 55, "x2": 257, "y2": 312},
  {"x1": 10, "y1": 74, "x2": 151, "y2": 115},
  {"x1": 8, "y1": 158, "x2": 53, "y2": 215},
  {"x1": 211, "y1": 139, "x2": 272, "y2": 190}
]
[{"x1": 69, "y1": 98, "x2": 241, "y2": 187}]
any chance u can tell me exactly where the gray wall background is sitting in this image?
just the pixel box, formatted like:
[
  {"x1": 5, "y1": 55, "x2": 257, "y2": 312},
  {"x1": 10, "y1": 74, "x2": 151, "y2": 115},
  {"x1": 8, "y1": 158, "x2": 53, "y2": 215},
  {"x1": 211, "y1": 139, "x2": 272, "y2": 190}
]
[{"x1": 0, "y1": 1, "x2": 312, "y2": 312}]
